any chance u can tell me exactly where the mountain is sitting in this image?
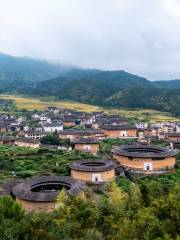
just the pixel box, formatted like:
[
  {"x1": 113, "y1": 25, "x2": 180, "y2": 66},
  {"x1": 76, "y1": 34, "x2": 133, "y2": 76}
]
[
  {"x1": 0, "y1": 53, "x2": 68, "y2": 83},
  {"x1": 0, "y1": 53, "x2": 180, "y2": 116},
  {"x1": 154, "y1": 79, "x2": 180, "y2": 89},
  {"x1": 27, "y1": 69, "x2": 153, "y2": 105},
  {"x1": 25, "y1": 69, "x2": 180, "y2": 116}
]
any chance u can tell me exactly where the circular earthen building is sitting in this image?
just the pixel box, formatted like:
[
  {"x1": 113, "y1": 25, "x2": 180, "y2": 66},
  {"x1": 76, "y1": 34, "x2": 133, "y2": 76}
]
[
  {"x1": 112, "y1": 144, "x2": 176, "y2": 174},
  {"x1": 69, "y1": 159, "x2": 115, "y2": 183},
  {"x1": 11, "y1": 176, "x2": 87, "y2": 212}
]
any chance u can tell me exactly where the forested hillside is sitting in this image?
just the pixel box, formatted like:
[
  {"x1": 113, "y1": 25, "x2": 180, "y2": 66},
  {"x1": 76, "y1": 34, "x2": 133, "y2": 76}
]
[
  {"x1": 1, "y1": 53, "x2": 180, "y2": 116},
  {"x1": 26, "y1": 69, "x2": 180, "y2": 116}
]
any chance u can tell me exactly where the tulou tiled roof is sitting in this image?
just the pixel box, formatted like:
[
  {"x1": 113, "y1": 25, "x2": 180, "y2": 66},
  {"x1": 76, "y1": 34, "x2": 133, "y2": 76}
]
[
  {"x1": 69, "y1": 159, "x2": 115, "y2": 172},
  {"x1": 12, "y1": 176, "x2": 87, "y2": 202}
]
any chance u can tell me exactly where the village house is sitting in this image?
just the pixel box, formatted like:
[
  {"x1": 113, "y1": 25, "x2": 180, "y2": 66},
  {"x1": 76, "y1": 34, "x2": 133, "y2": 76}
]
[
  {"x1": 93, "y1": 116, "x2": 127, "y2": 129},
  {"x1": 144, "y1": 127, "x2": 161, "y2": 138},
  {"x1": 166, "y1": 132, "x2": 180, "y2": 142},
  {"x1": 0, "y1": 114, "x2": 9, "y2": 121},
  {"x1": 31, "y1": 114, "x2": 40, "y2": 120},
  {"x1": 47, "y1": 106, "x2": 63, "y2": 113},
  {"x1": 59, "y1": 129, "x2": 104, "y2": 141},
  {"x1": 154, "y1": 122, "x2": 176, "y2": 129},
  {"x1": 9, "y1": 123, "x2": 22, "y2": 132},
  {"x1": 17, "y1": 116, "x2": 26, "y2": 123},
  {"x1": 80, "y1": 113, "x2": 93, "y2": 126},
  {"x1": 14, "y1": 138, "x2": 40, "y2": 148},
  {"x1": 73, "y1": 138, "x2": 100, "y2": 154},
  {"x1": 158, "y1": 132, "x2": 166, "y2": 140},
  {"x1": 25, "y1": 131, "x2": 47, "y2": 140},
  {"x1": 0, "y1": 123, "x2": 7, "y2": 133},
  {"x1": 0, "y1": 136, "x2": 15, "y2": 145},
  {"x1": 63, "y1": 118, "x2": 76, "y2": 127},
  {"x1": 170, "y1": 141, "x2": 180, "y2": 151},
  {"x1": 58, "y1": 145, "x2": 72, "y2": 151},
  {"x1": 176, "y1": 123, "x2": 180, "y2": 133},
  {"x1": 162, "y1": 124, "x2": 175, "y2": 133},
  {"x1": 43, "y1": 122, "x2": 63, "y2": 133},
  {"x1": 102, "y1": 125, "x2": 137, "y2": 138},
  {"x1": 23, "y1": 125, "x2": 29, "y2": 132},
  {"x1": 135, "y1": 122, "x2": 148, "y2": 129},
  {"x1": 39, "y1": 114, "x2": 51, "y2": 123}
]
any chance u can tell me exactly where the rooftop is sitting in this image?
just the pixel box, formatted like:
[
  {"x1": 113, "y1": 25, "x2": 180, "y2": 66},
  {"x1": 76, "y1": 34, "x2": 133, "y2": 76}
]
[
  {"x1": 59, "y1": 129, "x2": 103, "y2": 135},
  {"x1": 73, "y1": 138, "x2": 99, "y2": 144},
  {"x1": 166, "y1": 132, "x2": 180, "y2": 137},
  {"x1": 69, "y1": 159, "x2": 115, "y2": 172},
  {"x1": 12, "y1": 176, "x2": 87, "y2": 202},
  {"x1": 102, "y1": 124, "x2": 137, "y2": 130}
]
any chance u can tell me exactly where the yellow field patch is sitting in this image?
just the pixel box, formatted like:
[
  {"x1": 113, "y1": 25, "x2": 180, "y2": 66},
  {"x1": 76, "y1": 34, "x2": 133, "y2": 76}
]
[{"x1": 0, "y1": 95, "x2": 102, "y2": 112}]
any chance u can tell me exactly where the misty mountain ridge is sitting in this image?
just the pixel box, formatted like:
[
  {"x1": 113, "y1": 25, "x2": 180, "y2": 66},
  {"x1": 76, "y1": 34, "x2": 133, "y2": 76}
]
[
  {"x1": 0, "y1": 53, "x2": 180, "y2": 116},
  {"x1": 0, "y1": 53, "x2": 70, "y2": 83}
]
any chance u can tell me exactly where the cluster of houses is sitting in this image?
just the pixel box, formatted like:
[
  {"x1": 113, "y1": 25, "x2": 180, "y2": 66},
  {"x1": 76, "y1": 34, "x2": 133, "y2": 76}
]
[
  {"x1": 0, "y1": 107, "x2": 180, "y2": 153},
  {"x1": 0, "y1": 106, "x2": 179, "y2": 212}
]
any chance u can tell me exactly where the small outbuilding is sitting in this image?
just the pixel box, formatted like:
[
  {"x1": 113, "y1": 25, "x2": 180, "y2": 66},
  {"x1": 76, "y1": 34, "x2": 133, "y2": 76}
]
[{"x1": 14, "y1": 138, "x2": 40, "y2": 148}]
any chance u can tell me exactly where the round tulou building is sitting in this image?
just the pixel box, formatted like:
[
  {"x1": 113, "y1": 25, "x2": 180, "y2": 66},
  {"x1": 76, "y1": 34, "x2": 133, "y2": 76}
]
[
  {"x1": 112, "y1": 144, "x2": 176, "y2": 174},
  {"x1": 9, "y1": 176, "x2": 87, "y2": 212},
  {"x1": 69, "y1": 159, "x2": 115, "y2": 183}
]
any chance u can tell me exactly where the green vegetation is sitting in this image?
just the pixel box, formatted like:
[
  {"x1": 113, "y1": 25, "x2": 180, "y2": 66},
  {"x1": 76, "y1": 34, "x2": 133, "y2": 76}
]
[
  {"x1": 0, "y1": 180, "x2": 179, "y2": 239},
  {"x1": 100, "y1": 138, "x2": 138, "y2": 154},
  {"x1": 40, "y1": 134, "x2": 60, "y2": 145},
  {"x1": 0, "y1": 145, "x2": 94, "y2": 182},
  {"x1": 0, "y1": 145, "x2": 179, "y2": 239},
  {"x1": 0, "y1": 99, "x2": 16, "y2": 112},
  {"x1": 22, "y1": 69, "x2": 180, "y2": 117}
]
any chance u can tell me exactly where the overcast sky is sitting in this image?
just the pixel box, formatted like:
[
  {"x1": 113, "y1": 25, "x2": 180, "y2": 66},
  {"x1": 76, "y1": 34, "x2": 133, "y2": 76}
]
[{"x1": 1, "y1": 0, "x2": 180, "y2": 80}]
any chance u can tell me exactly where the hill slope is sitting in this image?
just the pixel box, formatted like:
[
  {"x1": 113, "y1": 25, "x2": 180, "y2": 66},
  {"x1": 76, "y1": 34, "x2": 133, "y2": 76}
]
[
  {"x1": 0, "y1": 53, "x2": 180, "y2": 116},
  {"x1": 27, "y1": 69, "x2": 152, "y2": 105}
]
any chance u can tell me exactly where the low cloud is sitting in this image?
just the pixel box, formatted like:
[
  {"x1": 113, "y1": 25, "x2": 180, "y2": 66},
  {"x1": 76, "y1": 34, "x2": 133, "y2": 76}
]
[{"x1": 0, "y1": 0, "x2": 180, "y2": 80}]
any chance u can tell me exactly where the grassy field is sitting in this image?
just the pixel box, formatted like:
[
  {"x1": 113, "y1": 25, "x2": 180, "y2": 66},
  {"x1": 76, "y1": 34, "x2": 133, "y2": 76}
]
[{"x1": 0, "y1": 94, "x2": 179, "y2": 122}]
